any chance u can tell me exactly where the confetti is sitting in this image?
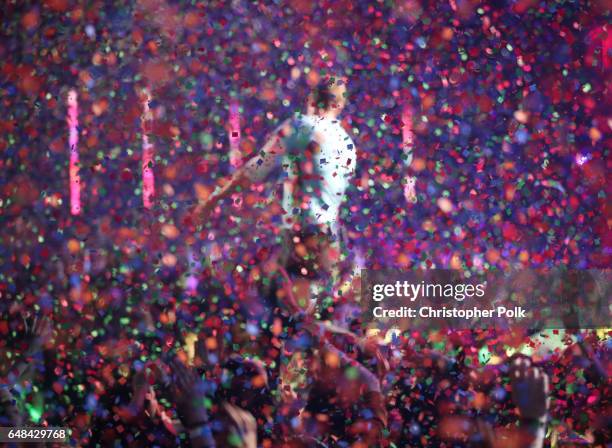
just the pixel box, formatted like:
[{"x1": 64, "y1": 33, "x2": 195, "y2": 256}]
[{"x1": 0, "y1": 1, "x2": 608, "y2": 446}]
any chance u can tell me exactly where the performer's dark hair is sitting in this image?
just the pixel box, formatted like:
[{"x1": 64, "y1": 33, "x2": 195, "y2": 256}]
[
  {"x1": 311, "y1": 74, "x2": 343, "y2": 110},
  {"x1": 312, "y1": 82, "x2": 333, "y2": 110}
]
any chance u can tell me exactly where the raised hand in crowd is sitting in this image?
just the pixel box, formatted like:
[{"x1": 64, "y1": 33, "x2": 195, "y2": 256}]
[
  {"x1": 169, "y1": 357, "x2": 258, "y2": 448},
  {"x1": 510, "y1": 356, "x2": 550, "y2": 448},
  {"x1": 170, "y1": 359, "x2": 215, "y2": 447},
  {"x1": 6, "y1": 315, "x2": 53, "y2": 384}
]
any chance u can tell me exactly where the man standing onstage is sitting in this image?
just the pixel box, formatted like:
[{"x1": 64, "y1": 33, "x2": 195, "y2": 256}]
[{"x1": 196, "y1": 74, "x2": 356, "y2": 312}]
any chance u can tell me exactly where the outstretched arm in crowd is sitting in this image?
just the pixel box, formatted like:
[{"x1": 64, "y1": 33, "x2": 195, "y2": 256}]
[
  {"x1": 299, "y1": 320, "x2": 387, "y2": 445},
  {"x1": 321, "y1": 341, "x2": 387, "y2": 444},
  {"x1": 115, "y1": 363, "x2": 179, "y2": 436},
  {"x1": 6, "y1": 316, "x2": 52, "y2": 385},
  {"x1": 0, "y1": 316, "x2": 52, "y2": 428},
  {"x1": 170, "y1": 359, "x2": 216, "y2": 448},
  {"x1": 169, "y1": 359, "x2": 257, "y2": 448}
]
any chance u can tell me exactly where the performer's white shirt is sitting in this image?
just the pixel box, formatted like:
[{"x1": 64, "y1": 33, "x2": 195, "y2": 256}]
[{"x1": 244, "y1": 114, "x2": 356, "y2": 236}]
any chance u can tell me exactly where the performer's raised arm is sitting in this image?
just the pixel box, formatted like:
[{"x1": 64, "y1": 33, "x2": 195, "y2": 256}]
[{"x1": 193, "y1": 119, "x2": 294, "y2": 219}]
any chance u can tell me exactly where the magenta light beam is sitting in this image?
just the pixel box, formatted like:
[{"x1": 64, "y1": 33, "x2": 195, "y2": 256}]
[
  {"x1": 141, "y1": 88, "x2": 155, "y2": 209},
  {"x1": 67, "y1": 90, "x2": 81, "y2": 215},
  {"x1": 229, "y1": 99, "x2": 242, "y2": 170},
  {"x1": 402, "y1": 104, "x2": 417, "y2": 204}
]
